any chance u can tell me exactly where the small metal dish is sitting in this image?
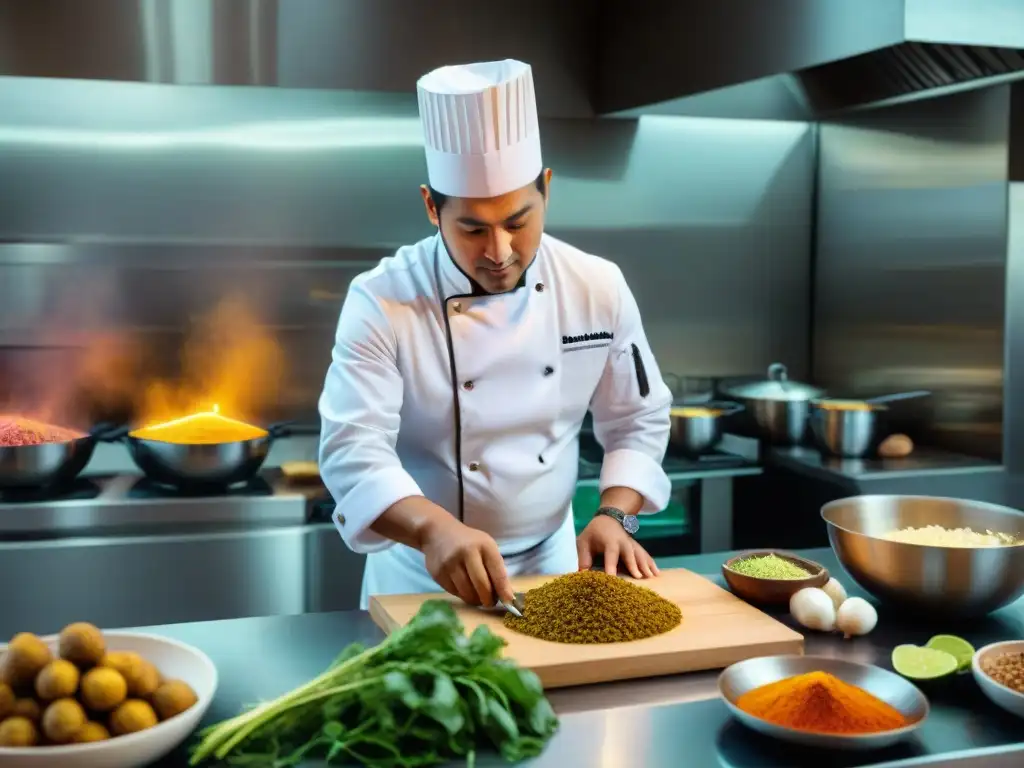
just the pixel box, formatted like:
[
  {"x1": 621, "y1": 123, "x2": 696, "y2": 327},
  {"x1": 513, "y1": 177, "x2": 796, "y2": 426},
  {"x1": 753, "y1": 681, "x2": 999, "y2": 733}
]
[
  {"x1": 718, "y1": 655, "x2": 929, "y2": 751},
  {"x1": 972, "y1": 640, "x2": 1024, "y2": 719},
  {"x1": 722, "y1": 550, "x2": 829, "y2": 606}
]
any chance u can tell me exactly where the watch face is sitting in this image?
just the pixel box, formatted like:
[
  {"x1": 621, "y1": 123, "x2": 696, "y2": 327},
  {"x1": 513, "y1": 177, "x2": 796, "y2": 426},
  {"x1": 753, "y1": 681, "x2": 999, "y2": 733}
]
[{"x1": 623, "y1": 515, "x2": 640, "y2": 535}]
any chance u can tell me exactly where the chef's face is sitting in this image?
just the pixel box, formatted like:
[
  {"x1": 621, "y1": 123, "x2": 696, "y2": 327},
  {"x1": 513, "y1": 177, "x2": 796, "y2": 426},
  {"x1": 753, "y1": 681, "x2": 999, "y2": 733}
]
[{"x1": 421, "y1": 169, "x2": 552, "y2": 294}]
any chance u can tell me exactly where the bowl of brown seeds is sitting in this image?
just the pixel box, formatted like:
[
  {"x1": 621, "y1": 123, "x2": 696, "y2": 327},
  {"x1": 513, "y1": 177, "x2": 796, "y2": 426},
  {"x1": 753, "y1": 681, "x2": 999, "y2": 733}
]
[{"x1": 973, "y1": 640, "x2": 1024, "y2": 719}]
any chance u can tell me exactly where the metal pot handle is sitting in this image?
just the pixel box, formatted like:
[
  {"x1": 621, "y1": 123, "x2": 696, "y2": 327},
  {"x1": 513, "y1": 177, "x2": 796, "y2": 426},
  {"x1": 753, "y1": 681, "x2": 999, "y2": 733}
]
[
  {"x1": 767, "y1": 362, "x2": 789, "y2": 383},
  {"x1": 267, "y1": 421, "x2": 322, "y2": 439},
  {"x1": 92, "y1": 424, "x2": 130, "y2": 442}
]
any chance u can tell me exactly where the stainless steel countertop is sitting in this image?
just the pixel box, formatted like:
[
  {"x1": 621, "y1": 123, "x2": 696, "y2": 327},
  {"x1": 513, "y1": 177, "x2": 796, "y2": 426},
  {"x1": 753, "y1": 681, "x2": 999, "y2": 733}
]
[
  {"x1": 142, "y1": 547, "x2": 1024, "y2": 768},
  {"x1": 768, "y1": 445, "x2": 1003, "y2": 482}
]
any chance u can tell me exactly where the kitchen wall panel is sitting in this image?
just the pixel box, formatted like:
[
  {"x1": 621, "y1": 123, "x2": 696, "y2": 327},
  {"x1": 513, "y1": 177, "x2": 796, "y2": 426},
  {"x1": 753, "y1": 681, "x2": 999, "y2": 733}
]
[
  {"x1": 0, "y1": 0, "x2": 597, "y2": 118},
  {"x1": 813, "y1": 86, "x2": 1011, "y2": 459},
  {"x1": 0, "y1": 76, "x2": 814, "y2": 424}
]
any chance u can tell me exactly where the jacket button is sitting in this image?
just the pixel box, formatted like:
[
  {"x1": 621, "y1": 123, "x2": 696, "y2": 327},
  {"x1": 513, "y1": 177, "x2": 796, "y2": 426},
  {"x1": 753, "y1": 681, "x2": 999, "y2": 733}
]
[
  {"x1": 451, "y1": 301, "x2": 462, "y2": 313},
  {"x1": 463, "y1": 380, "x2": 474, "y2": 391},
  {"x1": 535, "y1": 282, "x2": 545, "y2": 292},
  {"x1": 543, "y1": 366, "x2": 554, "y2": 376},
  {"x1": 468, "y1": 461, "x2": 481, "y2": 472}
]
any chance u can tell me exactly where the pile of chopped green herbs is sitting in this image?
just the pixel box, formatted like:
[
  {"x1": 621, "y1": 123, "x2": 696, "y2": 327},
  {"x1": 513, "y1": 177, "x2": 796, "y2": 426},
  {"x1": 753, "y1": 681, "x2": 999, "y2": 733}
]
[{"x1": 189, "y1": 601, "x2": 559, "y2": 767}]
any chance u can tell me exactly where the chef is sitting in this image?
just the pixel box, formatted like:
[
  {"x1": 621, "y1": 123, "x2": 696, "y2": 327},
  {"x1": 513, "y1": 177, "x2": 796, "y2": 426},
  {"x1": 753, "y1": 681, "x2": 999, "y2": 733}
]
[{"x1": 319, "y1": 59, "x2": 673, "y2": 611}]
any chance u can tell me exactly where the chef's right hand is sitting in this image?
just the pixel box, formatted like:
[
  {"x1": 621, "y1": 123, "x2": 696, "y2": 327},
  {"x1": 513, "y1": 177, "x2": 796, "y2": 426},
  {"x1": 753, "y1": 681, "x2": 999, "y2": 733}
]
[{"x1": 420, "y1": 516, "x2": 514, "y2": 607}]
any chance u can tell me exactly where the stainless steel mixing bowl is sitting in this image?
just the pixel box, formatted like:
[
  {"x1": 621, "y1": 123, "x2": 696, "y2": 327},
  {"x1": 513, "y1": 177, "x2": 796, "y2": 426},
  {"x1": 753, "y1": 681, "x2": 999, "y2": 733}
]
[{"x1": 822, "y1": 495, "x2": 1024, "y2": 617}]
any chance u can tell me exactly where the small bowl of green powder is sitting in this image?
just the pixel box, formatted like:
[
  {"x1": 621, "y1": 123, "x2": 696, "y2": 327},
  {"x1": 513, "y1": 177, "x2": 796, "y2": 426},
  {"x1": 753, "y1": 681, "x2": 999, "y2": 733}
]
[{"x1": 722, "y1": 551, "x2": 829, "y2": 607}]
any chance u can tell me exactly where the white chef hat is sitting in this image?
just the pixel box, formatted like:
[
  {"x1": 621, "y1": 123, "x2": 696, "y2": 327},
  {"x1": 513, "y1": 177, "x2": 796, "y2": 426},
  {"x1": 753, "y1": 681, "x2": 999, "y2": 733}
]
[{"x1": 416, "y1": 59, "x2": 542, "y2": 199}]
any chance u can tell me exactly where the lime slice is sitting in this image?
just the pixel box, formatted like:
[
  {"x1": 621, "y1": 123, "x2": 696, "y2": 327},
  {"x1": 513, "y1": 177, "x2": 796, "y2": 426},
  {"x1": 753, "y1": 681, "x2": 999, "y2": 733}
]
[
  {"x1": 925, "y1": 635, "x2": 975, "y2": 672},
  {"x1": 892, "y1": 644, "x2": 958, "y2": 680}
]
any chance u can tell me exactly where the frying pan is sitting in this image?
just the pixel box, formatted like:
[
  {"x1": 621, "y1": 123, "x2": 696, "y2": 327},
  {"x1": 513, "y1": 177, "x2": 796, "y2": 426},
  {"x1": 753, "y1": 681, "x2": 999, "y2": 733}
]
[
  {"x1": 103, "y1": 421, "x2": 320, "y2": 490},
  {"x1": 0, "y1": 424, "x2": 110, "y2": 489}
]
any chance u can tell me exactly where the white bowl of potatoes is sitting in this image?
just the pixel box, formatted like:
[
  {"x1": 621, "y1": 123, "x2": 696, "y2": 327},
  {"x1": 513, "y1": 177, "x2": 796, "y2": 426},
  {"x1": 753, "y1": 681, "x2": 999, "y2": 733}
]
[{"x1": 0, "y1": 622, "x2": 217, "y2": 767}]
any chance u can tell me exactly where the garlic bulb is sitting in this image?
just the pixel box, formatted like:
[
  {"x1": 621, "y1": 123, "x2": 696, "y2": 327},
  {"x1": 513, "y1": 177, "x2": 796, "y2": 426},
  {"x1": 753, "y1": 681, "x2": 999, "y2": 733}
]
[
  {"x1": 822, "y1": 578, "x2": 848, "y2": 610},
  {"x1": 835, "y1": 597, "x2": 878, "y2": 639},
  {"x1": 789, "y1": 587, "x2": 836, "y2": 632}
]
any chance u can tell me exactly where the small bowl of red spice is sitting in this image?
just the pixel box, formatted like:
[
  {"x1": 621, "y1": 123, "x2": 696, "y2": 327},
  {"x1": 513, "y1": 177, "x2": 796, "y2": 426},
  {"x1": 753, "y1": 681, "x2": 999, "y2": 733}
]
[
  {"x1": 973, "y1": 640, "x2": 1024, "y2": 719},
  {"x1": 718, "y1": 655, "x2": 929, "y2": 750}
]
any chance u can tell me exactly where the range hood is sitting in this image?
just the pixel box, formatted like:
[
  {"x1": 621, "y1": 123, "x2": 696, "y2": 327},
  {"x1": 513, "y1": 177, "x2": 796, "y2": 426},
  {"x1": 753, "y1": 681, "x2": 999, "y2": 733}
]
[
  {"x1": 600, "y1": 0, "x2": 1024, "y2": 118},
  {"x1": 2, "y1": 0, "x2": 1024, "y2": 119}
]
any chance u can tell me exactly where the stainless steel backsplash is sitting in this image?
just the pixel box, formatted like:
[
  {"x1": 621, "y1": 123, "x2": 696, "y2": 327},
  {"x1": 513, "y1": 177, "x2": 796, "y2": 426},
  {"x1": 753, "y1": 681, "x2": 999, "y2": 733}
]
[
  {"x1": 813, "y1": 86, "x2": 1011, "y2": 459},
  {"x1": 0, "y1": 76, "x2": 814, "y2": 426}
]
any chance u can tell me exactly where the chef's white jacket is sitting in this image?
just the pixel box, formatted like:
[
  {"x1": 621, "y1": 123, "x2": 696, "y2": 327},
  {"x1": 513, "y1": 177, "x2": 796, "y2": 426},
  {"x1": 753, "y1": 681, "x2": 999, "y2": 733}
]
[{"x1": 319, "y1": 232, "x2": 672, "y2": 608}]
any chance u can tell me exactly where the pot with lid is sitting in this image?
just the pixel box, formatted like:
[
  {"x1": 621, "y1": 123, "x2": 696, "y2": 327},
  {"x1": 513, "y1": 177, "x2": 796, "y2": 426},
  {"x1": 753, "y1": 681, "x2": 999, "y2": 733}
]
[{"x1": 721, "y1": 363, "x2": 825, "y2": 446}]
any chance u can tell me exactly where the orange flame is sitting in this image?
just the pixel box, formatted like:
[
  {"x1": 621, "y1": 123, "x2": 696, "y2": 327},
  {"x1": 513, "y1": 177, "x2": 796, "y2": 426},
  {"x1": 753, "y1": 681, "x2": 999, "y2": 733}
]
[{"x1": 137, "y1": 295, "x2": 285, "y2": 428}]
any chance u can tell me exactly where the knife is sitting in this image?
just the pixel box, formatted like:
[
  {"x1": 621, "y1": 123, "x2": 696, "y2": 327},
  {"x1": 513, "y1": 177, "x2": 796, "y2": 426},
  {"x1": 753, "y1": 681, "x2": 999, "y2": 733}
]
[{"x1": 498, "y1": 592, "x2": 526, "y2": 618}]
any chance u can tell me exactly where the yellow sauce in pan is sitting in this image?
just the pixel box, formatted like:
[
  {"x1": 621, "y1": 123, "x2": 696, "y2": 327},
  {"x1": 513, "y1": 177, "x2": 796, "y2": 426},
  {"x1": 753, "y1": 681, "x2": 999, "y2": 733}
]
[
  {"x1": 130, "y1": 410, "x2": 267, "y2": 444},
  {"x1": 816, "y1": 400, "x2": 876, "y2": 412},
  {"x1": 670, "y1": 407, "x2": 721, "y2": 418}
]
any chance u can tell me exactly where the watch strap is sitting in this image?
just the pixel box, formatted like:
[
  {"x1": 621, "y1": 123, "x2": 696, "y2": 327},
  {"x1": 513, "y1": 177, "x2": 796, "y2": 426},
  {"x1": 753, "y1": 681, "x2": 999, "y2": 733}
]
[{"x1": 595, "y1": 506, "x2": 640, "y2": 535}]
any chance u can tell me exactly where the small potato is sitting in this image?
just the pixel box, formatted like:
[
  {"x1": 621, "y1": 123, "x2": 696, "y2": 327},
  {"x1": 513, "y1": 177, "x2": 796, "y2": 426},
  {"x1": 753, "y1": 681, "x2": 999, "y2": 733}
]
[
  {"x1": 41, "y1": 698, "x2": 87, "y2": 744},
  {"x1": 0, "y1": 682, "x2": 14, "y2": 719},
  {"x1": 0, "y1": 633, "x2": 52, "y2": 687},
  {"x1": 151, "y1": 680, "x2": 198, "y2": 721},
  {"x1": 0, "y1": 715, "x2": 39, "y2": 747},
  {"x1": 100, "y1": 652, "x2": 159, "y2": 698},
  {"x1": 35, "y1": 659, "x2": 81, "y2": 700},
  {"x1": 72, "y1": 721, "x2": 111, "y2": 743},
  {"x1": 12, "y1": 697, "x2": 41, "y2": 722},
  {"x1": 878, "y1": 433, "x2": 914, "y2": 458},
  {"x1": 80, "y1": 667, "x2": 127, "y2": 712},
  {"x1": 110, "y1": 699, "x2": 158, "y2": 736},
  {"x1": 58, "y1": 623, "x2": 106, "y2": 668}
]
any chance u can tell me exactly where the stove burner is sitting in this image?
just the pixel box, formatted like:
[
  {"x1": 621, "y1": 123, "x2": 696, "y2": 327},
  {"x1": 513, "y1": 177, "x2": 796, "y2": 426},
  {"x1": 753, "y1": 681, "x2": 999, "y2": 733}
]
[
  {"x1": 128, "y1": 476, "x2": 275, "y2": 499},
  {"x1": 0, "y1": 477, "x2": 103, "y2": 504}
]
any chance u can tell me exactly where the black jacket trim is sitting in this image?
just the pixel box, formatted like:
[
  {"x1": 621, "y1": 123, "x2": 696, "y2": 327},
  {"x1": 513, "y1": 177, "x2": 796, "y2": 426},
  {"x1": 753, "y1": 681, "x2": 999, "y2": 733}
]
[{"x1": 433, "y1": 238, "x2": 552, "y2": 552}]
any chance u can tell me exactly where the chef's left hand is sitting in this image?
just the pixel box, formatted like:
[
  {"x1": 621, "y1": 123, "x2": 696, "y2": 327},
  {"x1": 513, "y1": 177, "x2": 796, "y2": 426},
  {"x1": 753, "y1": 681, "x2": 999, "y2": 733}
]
[{"x1": 576, "y1": 515, "x2": 659, "y2": 579}]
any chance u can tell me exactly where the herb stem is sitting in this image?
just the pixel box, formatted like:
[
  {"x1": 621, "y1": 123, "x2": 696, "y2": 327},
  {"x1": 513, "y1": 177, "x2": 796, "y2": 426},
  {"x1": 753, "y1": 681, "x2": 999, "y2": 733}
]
[
  {"x1": 191, "y1": 644, "x2": 387, "y2": 763},
  {"x1": 213, "y1": 679, "x2": 380, "y2": 759}
]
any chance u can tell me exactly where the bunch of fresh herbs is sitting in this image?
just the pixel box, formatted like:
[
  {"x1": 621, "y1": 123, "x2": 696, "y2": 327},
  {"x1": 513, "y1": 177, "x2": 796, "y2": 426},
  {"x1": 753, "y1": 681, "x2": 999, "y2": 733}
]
[{"x1": 190, "y1": 601, "x2": 559, "y2": 767}]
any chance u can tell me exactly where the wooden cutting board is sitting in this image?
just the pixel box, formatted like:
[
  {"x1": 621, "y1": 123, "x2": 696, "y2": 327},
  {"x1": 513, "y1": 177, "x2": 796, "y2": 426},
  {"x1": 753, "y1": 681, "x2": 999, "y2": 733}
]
[{"x1": 369, "y1": 568, "x2": 804, "y2": 689}]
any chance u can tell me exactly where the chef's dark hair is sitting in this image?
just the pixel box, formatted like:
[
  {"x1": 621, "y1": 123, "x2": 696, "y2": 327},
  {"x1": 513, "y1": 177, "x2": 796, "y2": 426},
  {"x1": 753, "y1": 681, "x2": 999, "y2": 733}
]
[{"x1": 428, "y1": 170, "x2": 547, "y2": 213}]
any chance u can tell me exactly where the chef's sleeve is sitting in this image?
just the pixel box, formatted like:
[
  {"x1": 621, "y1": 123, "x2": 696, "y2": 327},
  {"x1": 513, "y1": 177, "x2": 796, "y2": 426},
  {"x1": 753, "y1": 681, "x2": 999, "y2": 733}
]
[
  {"x1": 318, "y1": 279, "x2": 423, "y2": 553},
  {"x1": 590, "y1": 266, "x2": 673, "y2": 514}
]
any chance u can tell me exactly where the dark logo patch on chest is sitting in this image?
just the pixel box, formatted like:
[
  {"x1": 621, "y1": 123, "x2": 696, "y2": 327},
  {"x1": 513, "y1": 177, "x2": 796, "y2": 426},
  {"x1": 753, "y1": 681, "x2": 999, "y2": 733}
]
[
  {"x1": 562, "y1": 331, "x2": 613, "y2": 345},
  {"x1": 561, "y1": 331, "x2": 613, "y2": 353}
]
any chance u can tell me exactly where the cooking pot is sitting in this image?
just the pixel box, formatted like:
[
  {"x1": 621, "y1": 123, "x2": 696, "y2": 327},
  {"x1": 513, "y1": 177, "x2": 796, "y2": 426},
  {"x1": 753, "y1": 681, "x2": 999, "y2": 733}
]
[
  {"x1": 103, "y1": 420, "x2": 320, "y2": 490},
  {"x1": 720, "y1": 363, "x2": 825, "y2": 445},
  {"x1": 669, "y1": 402, "x2": 745, "y2": 457},
  {"x1": 0, "y1": 423, "x2": 109, "y2": 489},
  {"x1": 809, "y1": 390, "x2": 931, "y2": 458}
]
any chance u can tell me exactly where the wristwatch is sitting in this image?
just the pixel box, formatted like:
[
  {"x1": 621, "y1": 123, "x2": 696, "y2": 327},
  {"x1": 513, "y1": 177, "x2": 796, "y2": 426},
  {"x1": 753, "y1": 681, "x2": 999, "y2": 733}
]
[{"x1": 595, "y1": 506, "x2": 640, "y2": 535}]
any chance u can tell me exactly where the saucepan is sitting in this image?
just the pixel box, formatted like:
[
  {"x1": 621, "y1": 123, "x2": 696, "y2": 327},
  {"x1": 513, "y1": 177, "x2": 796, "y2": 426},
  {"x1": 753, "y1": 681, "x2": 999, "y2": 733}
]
[
  {"x1": 809, "y1": 391, "x2": 931, "y2": 458},
  {"x1": 669, "y1": 401, "x2": 745, "y2": 457},
  {"x1": 102, "y1": 416, "x2": 320, "y2": 490},
  {"x1": 0, "y1": 416, "x2": 112, "y2": 489},
  {"x1": 719, "y1": 363, "x2": 825, "y2": 446}
]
